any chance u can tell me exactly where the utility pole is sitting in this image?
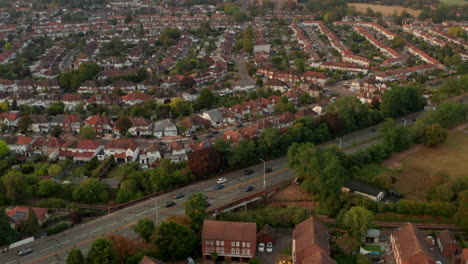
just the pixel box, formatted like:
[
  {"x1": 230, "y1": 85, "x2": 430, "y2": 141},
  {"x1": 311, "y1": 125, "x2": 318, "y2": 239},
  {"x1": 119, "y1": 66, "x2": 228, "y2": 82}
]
[
  {"x1": 151, "y1": 197, "x2": 159, "y2": 223},
  {"x1": 336, "y1": 137, "x2": 342, "y2": 150},
  {"x1": 260, "y1": 159, "x2": 266, "y2": 192},
  {"x1": 401, "y1": 118, "x2": 407, "y2": 127}
]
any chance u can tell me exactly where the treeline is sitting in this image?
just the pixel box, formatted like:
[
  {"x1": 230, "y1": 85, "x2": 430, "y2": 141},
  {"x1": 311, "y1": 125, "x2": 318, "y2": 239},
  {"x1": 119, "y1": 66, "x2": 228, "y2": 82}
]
[
  {"x1": 59, "y1": 63, "x2": 101, "y2": 91},
  {"x1": 345, "y1": 0, "x2": 439, "y2": 9},
  {"x1": 419, "y1": 4, "x2": 468, "y2": 23}
]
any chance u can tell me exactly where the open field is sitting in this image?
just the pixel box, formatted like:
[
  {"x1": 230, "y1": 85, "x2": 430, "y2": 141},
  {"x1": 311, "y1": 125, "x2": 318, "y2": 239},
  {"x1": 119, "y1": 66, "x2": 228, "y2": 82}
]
[
  {"x1": 439, "y1": 0, "x2": 467, "y2": 5},
  {"x1": 267, "y1": 184, "x2": 317, "y2": 210},
  {"x1": 348, "y1": 3, "x2": 422, "y2": 17},
  {"x1": 383, "y1": 124, "x2": 468, "y2": 200}
]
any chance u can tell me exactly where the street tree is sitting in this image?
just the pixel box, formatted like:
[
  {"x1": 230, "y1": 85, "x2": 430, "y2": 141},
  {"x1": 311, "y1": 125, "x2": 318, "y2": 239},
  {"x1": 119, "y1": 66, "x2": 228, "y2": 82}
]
[
  {"x1": 0, "y1": 209, "x2": 17, "y2": 245},
  {"x1": 108, "y1": 235, "x2": 139, "y2": 263},
  {"x1": 422, "y1": 123, "x2": 448, "y2": 147},
  {"x1": 188, "y1": 147, "x2": 225, "y2": 179},
  {"x1": 133, "y1": 218, "x2": 155, "y2": 242},
  {"x1": 343, "y1": 206, "x2": 373, "y2": 240},
  {"x1": 229, "y1": 139, "x2": 257, "y2": 168},
  {"x1": 18, "y1": 115, "x2": 32, "y2": 134},
  {"x1": 72, "y1": 178, "x2": 109, "y2": 203},
  {"x1": 153, "y1": 221, "x2": 197, "y2": 262},
  {"x1": 184, "y1": 192, "x2": 209, "y2": 233},
  {"x1": 379, "y1": 118, "x2": 413, "y2": 152},
  {"x1": 79, "y1": 126, "x2": 97, "y2": 139},
  {"x1": 327, "y1": 96, "x2": 371, "y2": 132},
  {"x1": 380, "y1": 85, "x2": 424, "y2": 118},
  {"x1": 20, "y1": 208, "x2": 41, "y2": 236},
  {"x1": 86, "y1": 237, "x2": 118, "y2": 264},
  {"x1": 67, "y1": 249, "x2": 85, "y2": 264}
]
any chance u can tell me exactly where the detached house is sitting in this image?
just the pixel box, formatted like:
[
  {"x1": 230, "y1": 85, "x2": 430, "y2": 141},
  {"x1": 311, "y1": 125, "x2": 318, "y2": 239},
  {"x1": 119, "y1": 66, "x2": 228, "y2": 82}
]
[
  {"x1": 178, "y1": 114, "x2": 211, "y2": 135},
  {"x1": 390, "y1": 223, "x2": 439, "y2": 264},
  {"x1": 128, "y1": 117, "x2": 153, "y2": 137},
  {"x1": 105, "y1": 138, "x2": 140, "y2": 163},
  {"x1": 29, "y1": 114, "x2": 52, "y2": 133},
  {"x1": 121, "y1": 92, "x2": 152, "y2": 106},
  {"x1": 223, "y1": 130, "x2": 243, "y2": 144},
  {"x1": 139, "y1": 141, "x2": 162, "y2": 165},
  {"x1": 5, "y1": 206, "x2": 49, "y2": 227},
  {"x1": 60, "y1": 139, "x2": 104, "y2": 163},
  {"x1": 153, "y1": 119, "x2": 178, "y2": 138},
  {"x1": 0, "y1": 111, "x2": 21, "y2": 128},
  {"x1": 202, "y1": 109, "x2": 224, "y2": 127},
  {"x1": 27, "y1": 136, "x2": 63, "y2": 160},
  {"x1": 165, "y1": 141, "x2": 188, "y2": 162},
  {"x1": 50, "y1": 114, "x2": 82, "y2": 134},
  {"x1": 437, "y1": 230, "x2": 461, "y2": 260},
  {"x1": 230, "y1": 104, "x2": 250, "y2": 120},
  {"x1": 85, "y1": 115, "x2": 113, "y2": 134},
  {"x1": 2, "y1": 135, "x2": 35, "y2": 154},
  {"x1": 60, "y1": 93, "x2": 83, "y2": 110}
]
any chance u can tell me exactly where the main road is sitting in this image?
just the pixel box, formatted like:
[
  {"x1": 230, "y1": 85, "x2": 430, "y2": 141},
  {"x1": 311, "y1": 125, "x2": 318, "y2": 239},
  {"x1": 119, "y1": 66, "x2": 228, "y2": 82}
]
[{"x1": 0, "y1": 112, "x2": 421, "y2": 264}]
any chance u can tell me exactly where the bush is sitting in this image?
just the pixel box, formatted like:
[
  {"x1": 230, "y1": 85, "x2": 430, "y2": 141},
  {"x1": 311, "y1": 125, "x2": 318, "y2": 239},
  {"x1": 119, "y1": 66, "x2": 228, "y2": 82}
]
[
  {"x1": 395, "y1": 199, "x2": 456, "y2": 217},
  {"x1": 45, "y1": 222, "x2": 71, "y2": 235},
  {"x1": 32, "y1": 198, "x2": 69, "y2": 208},
  {"x1": 91, "y1": 155, "x2": 114, "y2": 177}
]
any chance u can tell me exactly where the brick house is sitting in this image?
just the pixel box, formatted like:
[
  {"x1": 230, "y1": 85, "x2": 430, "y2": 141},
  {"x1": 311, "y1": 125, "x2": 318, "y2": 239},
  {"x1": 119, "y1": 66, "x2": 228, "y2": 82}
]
[
  {"x1": 437, "y1": 230, "x2": 461, "y2": 260},
  {"x1": 390, "y1": 223, "x2": 438, "y2": 264},
  {"x1": 5, "y1": 206, "x2": 49, "y2": 227},
  {"x1": 202, "y1": 220, "x2": 257, "y2": 263}
]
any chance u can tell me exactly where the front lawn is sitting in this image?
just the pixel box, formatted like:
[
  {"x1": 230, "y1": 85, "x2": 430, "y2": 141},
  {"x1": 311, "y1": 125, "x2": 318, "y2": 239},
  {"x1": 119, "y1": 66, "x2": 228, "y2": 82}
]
[{"x1": 363, "y1": 244, "x2": 382, "y2": 254}]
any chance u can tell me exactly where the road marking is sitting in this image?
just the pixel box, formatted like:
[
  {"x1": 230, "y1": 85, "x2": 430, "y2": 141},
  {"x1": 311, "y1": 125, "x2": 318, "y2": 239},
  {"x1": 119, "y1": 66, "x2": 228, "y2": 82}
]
[
  {"x1": 59, "y1": 240, "x2": 70, "y2": 245},
  {"x1": 40, "y1": 247, "x2": 53, "y2": 252},
  {"x1": 82, "y1": 248, "x2": 90, "y2": 252},
  {"x1": 74, "y1": 234, "x2": 86, "y2": 240},
  {"x1": 6, "y1": 261, "x2": 16, "y2": 264},
  {"x1": 122, "y1": 232, "x2": 128, "y2": 236},
  {"x1": 108, "y1": 222, "x2": 117, "y2": 226},
  {"x1": 176, "y1": 210, "x2": 184, "y2": 215},
  {"x1": 50, "y1": 261, "x2": 58, "y2": 264},
  {"x1": 123, "y1": 216, "x2": 133, "y2": 221},
  {"x1": 91, "y1": 227, "x2": 102, "y2": 233}
]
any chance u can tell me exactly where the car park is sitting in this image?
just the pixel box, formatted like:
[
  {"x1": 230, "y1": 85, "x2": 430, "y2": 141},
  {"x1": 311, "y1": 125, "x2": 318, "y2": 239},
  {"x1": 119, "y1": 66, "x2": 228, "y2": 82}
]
[
  {"x1": 173, "y1": 193, "x2": 184, "y2": 199},
  {"x1": 165, "y1": 201, "x2": 176, "y2": 208},
  {"x1": 18, "y1": 248, "x2": 32, "y2": 256},
  {"x1": 216, "y1": 178, "x2": 227, "y2": 184},
  {"x1": 244, "y1": 186, "x2": 254, "y2": 192},
  {"x1": 258, "y1": 243, "x2": 265, "y2": 252},
  {"x1": 265, "y1": 167, "x2": 272, "y2": 173},
  {"x1": 266, "y1": 242, "x2": 273, "y2": 253},
  {"x1": 244, "y1": 169, "x2": 254, "y2": 175},
  {"x1": 215, "y1": 184, "x2": 225, "y2": 190}
]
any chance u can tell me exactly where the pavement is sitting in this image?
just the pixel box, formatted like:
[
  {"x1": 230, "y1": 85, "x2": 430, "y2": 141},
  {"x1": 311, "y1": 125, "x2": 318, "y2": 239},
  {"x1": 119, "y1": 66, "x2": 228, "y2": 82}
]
[{"x1": 0, "y1": 112, "x2": 421, "y2": 264}]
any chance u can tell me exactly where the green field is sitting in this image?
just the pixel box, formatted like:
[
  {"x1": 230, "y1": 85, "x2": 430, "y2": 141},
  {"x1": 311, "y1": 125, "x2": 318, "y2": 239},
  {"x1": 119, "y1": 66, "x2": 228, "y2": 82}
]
[{"x1": 439, "y1": 0, "x2": 467, "y2": 5}]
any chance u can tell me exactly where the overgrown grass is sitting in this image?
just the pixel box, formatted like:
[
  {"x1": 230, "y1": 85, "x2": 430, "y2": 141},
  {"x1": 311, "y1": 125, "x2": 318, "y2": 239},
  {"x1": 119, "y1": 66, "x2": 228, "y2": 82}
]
[
  {"x1": 374, "y1": 212, "x2": 455, "y2": 224},
  {"x1": 107, "y1": 166, "x2": 126, "y2": 179},
  {"x1": 280, "y1": 247, "x2": 292, "y2": 256}
]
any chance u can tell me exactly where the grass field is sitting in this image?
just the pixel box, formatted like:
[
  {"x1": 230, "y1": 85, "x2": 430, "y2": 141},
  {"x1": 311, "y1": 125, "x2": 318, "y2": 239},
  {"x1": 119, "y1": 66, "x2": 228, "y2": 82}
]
[
  {"x1": 439, "y1": 0, "x2": 467, "y2": 5},
  {"x1": 374, "y1": 212, "x2": 455, "y2": 224},
  {"x1": 348, "y1": 3, "x2": 422, "y2": 17},
  {"x1": 383, "y1": 126, "x2": 468, "y2": 200}
]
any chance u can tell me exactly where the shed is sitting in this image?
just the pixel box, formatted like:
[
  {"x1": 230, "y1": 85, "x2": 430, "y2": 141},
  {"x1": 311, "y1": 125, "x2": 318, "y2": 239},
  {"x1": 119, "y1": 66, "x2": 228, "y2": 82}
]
[
  {"x1": 257, "y1": 224, "x2": 276, "y2": 244},
  {"x1": 365, "y1": 229, "x2": 380, "y2": 243}
]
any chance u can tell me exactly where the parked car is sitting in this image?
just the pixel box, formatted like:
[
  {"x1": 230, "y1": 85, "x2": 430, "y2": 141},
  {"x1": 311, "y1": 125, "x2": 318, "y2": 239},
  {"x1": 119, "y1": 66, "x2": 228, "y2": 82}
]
[
  {"x1": 186, "y1": 257, "x2": 195, "y2": 264},
  {"x1": 212, "y1": 131, "x2": 219, "y2": 134},
  {"x1": 244, "y1": 186, "x2": 254, "y2": 192},
  {"x1": 215, "y1": 184, "x2": 225, "y2": 190},
  {"x1": 236, "y1": 124, "x2": 243, "y2": 128},
  {"x1": 216, "y1": 178, "x2": 227, "y2": 184},
  {"x1": 18, "y1": 248, "x2": 32, "y2": 256},
  {"x1": 244, "y1": 169, "x2": 254, "y2": 175},
  {"x1": 173, "y1": 193, "x2": 184, "y2": 199},
  {"x1": 207, "y1": 134, "x2": 215, "y2": 138},
  {"x1": 165, "y1": 201, "x2": 176, "y2": 208},
  {"x1": 265, "y1": 167, "x2": 272, "y2": 173},
  {"x1": 266, "y1": 242, "x2": 273, "y2": 253},
  {"x1": 258, "y1": 243, "x2": 265, "y2": 252}
]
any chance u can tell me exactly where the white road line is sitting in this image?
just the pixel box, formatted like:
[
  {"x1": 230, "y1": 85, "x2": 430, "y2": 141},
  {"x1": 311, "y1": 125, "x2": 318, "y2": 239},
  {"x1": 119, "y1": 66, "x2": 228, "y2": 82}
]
[
  {"x1": 59, "y1": 240, "x2": 70, "y2": 245},
  {"x1": 6, "y1": 261, "x2": 16, "y2": 264},
  {"x1": 39, "y1": 246, "x2": 53, "y2": 252},
  {"x1": 123, "y1": 216, "x2": 133, "y2": 221},
  {"x1": 108, "y1": 222, "x2": 117, "y2": 226},
  {"x1": 122, "y1": 232, "x2": 128, "y2": 236},
  {"x1": 176, "y1": 210, "x2": 184, "y2": 215},
  {"x1": 90, "y1": 227, "x2": 102, "y2": 233},
  {"x1": 74, "y1": 234, "x2": 86, "y2": 240}
]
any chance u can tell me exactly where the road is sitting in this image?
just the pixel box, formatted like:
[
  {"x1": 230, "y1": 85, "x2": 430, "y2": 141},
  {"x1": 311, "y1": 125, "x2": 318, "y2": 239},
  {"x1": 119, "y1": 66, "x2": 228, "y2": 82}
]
[{"x1": 0, "y1": 112, "x2": 422, "y2": 264}]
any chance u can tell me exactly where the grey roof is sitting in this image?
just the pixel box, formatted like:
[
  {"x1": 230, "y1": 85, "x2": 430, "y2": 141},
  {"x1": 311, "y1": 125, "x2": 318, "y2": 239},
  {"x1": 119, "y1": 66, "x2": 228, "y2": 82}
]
[
  {"x1": 153, "y1": 119, "x2": 176, "y2": 132},
  {"x1": 366, "y1": 229, "x2": 380, "y2": 238},
  {"x1": 344, "y1": 180, "x2": 383, "y2": 197},
  {"x1": 203, "y1": 109, "x2": 223, "y2": 123}
]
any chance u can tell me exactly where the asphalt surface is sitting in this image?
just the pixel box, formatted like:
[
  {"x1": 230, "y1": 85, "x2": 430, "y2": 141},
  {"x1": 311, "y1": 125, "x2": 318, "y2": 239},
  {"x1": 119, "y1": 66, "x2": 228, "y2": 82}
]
[{"x1": 0, "y1": 112, "x2": 421, "y2": 264}]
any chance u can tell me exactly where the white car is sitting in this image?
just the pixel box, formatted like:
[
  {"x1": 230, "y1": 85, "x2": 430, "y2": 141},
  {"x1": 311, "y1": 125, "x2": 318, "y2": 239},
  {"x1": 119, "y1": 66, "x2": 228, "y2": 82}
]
[
  {"x1": 258, "y1": 243, "x2": 265, "y2": 252},
  {"x1": 266, "y1": 242, "x2": 273, "y2": 253},
  {"x1": 216, "y1": 178, "x2": 227, "y2": 184}
]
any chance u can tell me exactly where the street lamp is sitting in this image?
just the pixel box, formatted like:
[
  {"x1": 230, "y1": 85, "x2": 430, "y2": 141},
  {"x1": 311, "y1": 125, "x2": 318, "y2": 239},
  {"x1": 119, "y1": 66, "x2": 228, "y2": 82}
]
[
  {"x1": 259, "y1": 159, "x2": 266, "y2": 192},
  {"x1": 401, "y1": 118, "x2": 407, "y2": 127},
  {"x1": 150, "y1": 197, "x2": 159, "y2": 223},
  {"x1": 336, "y1": 137, "x2": 342, "y2": 150}
]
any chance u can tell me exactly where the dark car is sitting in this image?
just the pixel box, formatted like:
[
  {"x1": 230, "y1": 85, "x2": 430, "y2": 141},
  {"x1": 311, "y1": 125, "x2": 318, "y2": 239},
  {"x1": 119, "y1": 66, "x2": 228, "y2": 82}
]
[
  {"x1": 206, "y1": 202, "x2": 212, "y2": 207},
  {"x1": 244, "y1": 169, "x2": 254, "y2": 175},
  {"x1": 236, "y1": 124, "x2": 243, "y2": 128},
  {"x1": 212, "y1": 131, "x2": 219, "y2": 134},
  {"x1": 207, "y1": 134, "x2": 215, "y2": 138},
  {"x1": 165, "y1": 201, "x2": 176, "y2": 208},
  {"x1": 265, "y1": 167, "x2": 272, "y2": 173},
  {"x1": 244, "y1": 186, "x2": 254, "y2": 192},
  {"x1": 192, "y1": 135, "x2": 198, "y2": 140},
  {"x1": 215, "y1": 184, "x2": 225, "y2": 190},
  {"x1": 172, "y1": 193, "x2": 184, "y2": 199}
]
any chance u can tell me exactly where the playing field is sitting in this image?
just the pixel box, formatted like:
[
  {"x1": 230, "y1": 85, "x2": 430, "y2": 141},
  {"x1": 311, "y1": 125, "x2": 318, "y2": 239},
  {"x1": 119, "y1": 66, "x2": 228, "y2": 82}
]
[
  {"x1": 439, "y1": 0, "x2": 467, "y2": 5},
  {"x1": 348, "y1": 3, "x2": 422, "y2": 17},
  {"x1": 383, "y1": 124, "x2": 468, "y2": 200}
]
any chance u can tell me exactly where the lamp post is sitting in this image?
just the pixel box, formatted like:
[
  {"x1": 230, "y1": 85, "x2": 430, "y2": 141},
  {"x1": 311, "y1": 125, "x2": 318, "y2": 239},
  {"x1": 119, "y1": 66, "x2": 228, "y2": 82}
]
[
  {"x1": 336, "y1": 137, "x2": 342, "y2": 150},
  {"x1": 259, "y1": 159, "x2": 266, "y2": 192},
  {"x1": 401, "y1": 118, "x2": 407, "y2": 127},
  {"x1": 150, "y1": 197, "x2": 159, "y2": 223}
]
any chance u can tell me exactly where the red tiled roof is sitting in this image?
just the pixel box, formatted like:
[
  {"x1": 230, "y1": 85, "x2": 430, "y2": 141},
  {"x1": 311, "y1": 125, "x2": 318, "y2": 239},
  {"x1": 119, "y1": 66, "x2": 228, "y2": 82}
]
[
  {"x1": 202, "y1": 220, "x2": 257, "y2": 243},
  {"x1": 106, "y1": 138, "x2": 139, "y2": 151},
  {"x1": 85, "y1": 115, "x2": 112, "y2": 126},
  {"x1": 5, "y1": 206, "x2": 48, "y2": 224}
]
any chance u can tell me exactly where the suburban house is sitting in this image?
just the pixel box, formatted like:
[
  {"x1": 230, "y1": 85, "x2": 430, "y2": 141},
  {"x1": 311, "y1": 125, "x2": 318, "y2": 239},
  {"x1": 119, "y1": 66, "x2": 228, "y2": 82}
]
[
  {"x1": 127, "y1": 117, "x2": 153, "y2": 137},
  {"x1": 293, "y1": 217, "x2": 336, "y2": 264},
  {"x1": 390, "y1": 223, "x2": 439, "y2": 264},
  {"x1": 2, "y1": 135, "x2": 35, "y2": 154},
  {"x1": 26, "y1": 136, "x2": 63, "y2": 160},
  {"x1": 437, "y1": 230, "x2": 461, "y2": 260},
  {"x1": 342, "y1": 180, "x2": 385, "y2": 202},
  {"x1": 121, "y1": 92, "x2": 152, "y2": 106},
  {"x1": 5, "y1": 206, "x2": 49, "y2": 227},
  {"x1": 165, "y1": 141, "x2": 188, "y2": 162},
  {"x1": 29, "y1": 114, "x2": 52, "y2": 133},
  {"x1": 59, "y1": 139, "x2": 104, "y2": 163},
  {"x1": 230, "y1": 104, "x2": 250, "y2": 120},
  {"x1": 104, "y1": 138, "x2": 140, "y2": 163},
  {"x1": 202, "y1": 220, "x2": 257, "y2": 263},
  {"x1": 50, "y1": 114, "x2": 82, "y2": 134},
  {"x1": 202, "y1": 109, "x2": 224, "y2": 127},
  {"x1": 60, "y1": 93, "x2": 83, "y2": 110},
  {"x1": 0, "y1": 111, "x2": 21, "y2": 128},
  {"x1": 153, "y1": 119, "x2": 178, "y2": 138},
  {"x1": 84, "y1": 115, "x2": 113, "y2": 134},
  {"x1": 139, "y1": 141, "x2": 162, "y2": 165},
  {"x1": 223, "y1": 130, "x2": 243, "y2": 144},
  {"x1": 178, "y1": 114, "x2": 211, "y2": 135}
]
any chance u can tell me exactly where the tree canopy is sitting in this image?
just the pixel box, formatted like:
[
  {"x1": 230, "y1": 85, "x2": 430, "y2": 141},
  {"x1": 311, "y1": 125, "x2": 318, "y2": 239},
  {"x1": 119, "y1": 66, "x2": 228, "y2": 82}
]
[
  {"x1": 133, "y1": 218, "x2": 155, "y2": 242},
  {"x1": 86, "y1": 237, "x2": 118, "y2": 264},
  {"x1": 184, "y1": 192, "x2": 209, "y2": 233},
  {"x1": 343, "y1": 206, "x2": 373, "y2": 240},
  {"x1": 153, "y1": 221, "x2": 197, "y2": 262}
]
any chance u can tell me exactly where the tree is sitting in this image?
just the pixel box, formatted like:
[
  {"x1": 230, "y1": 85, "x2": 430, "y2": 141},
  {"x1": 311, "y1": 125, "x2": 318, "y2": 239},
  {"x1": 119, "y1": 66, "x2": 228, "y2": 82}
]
[
  {"x1": 356, "y1": 254, "x2": 372, "y2": 264},
  {"x1": 184, "y1": 192, "x2": 209, "y2": 233},
  {"x1": 2, "y1": 171, "x2": 31, "y2": 204},
  {"x1": 179, "y1": 77, "x2": 195, "y2": 90},
  {"x1": 327, "y1": 96, "x2": 371, "y2": 132},
  {"x1": 0, "y1": 209, "x2": 17, "y2": 246},
  {"x1": 115, "y1": 116, "x2": 132, "y2": 135},
  {"x1": 47, "y1": 102, "x2": 65, "y2": 116},
  {"x1": 86, "y1": 237, "x2": 118, "y2": 264},
  {"x1": 108, "y1": 235, "x2": 139, "y2": 263},
  {"x1": 196, "y1": 88, "x2": 215, "y2": 109},
  {"x1": 37, "y1": 179, "x2": 62, "y2": 197},
  {"x1": 422, "y1": 123, "x2": 448, "y2": 147},
  {"x1": 343, "y1": 206, "x2": 373, "y2": 240},
  {"x1": 0, "y1": 140, "x2": 9, "y2": 156},
  {"x1": 317, "y1": 112, "x2": 345, "y2": 137},
  {"x1": 188, "y1": 147, "x2": 225, "y2": 179},
  {"x1": 391, "y1": 37, "x2": 406, "y2": 49},
  {"x1": 20, "y1": 208, "x2": 41, "y2": 236},
  {"x1": 229, "y1": 139, "x2": 257, "y2": 168},
  {"x1": 67, "y1": 249, "x2": 85, "y2": 264},
  {"x1": 380, "y1": 85, "x2": 424, "y2": 118},
  {"x1": 116, "y1": 179, "x2": 143, "y2": 203},
  {"x1": 47, "y1": 164, "x2": 63, "y2": 177},
  {"x1": 153, "y1": 221, "x2": 196, "y2": 262},
  {"x1": 72, "y1": 178, "x2": 109, "y2": 203},
  {"x1": 379, "y1": 118, "x2": 413, "y2": 152},
  {"x1": 133, "y1": 218, "x2": 155, "y2": 242},
  {"x1": 18, "y1": 115, "x2": 32, "y2": 134},
  {"x1": 456, "y1": 190, "x2": 468, "y2": 230},
  {"x1": 80, "y1": 126, "x2": 97, "y2": 139}
]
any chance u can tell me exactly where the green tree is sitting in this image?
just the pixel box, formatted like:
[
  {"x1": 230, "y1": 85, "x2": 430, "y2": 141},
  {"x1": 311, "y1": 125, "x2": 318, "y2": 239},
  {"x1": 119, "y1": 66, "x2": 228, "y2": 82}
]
[
  {"x1": 229, "y1": 139, "x2": 257, "y2": 168},
  {"x1": 153, "y1": 221, "x2": 197, "y2": 262},
  {"x1": 343, "y1": 206, "x2": 373, "y2": 240},
  {"x1": 47, "y1": 164, "x2": 63, "y2": 177},
  {"x1": 18, "y1": 115, "x2": 32, "y2": 134},
  {"x1": 116, "y1": 179, "x2": 143, "y2": 203},
  {"x1": 47, "y1": 102, "x2": 65, "y2": 116},
  {"x1": 115, "y1": 116, "x2": 132, "y2": 135},
  {"x1": 37, "y1": 179, "x2": 62, "y2": 197},
  {"x1": 0, "y1": 140, "x2": 9, "y2": 156},
  {"x1": 133, "y1": 218, "x2": 156, "y2": 242},
  {"x1": 80, "y1": 126, "x2": 97, "y2": 139},
  {"x1": 327, "y1": 96, "x2": 371, "y2": 131},
  {"x1": 86, "y1": 237, "x2": 118, "y2": 264},
  {"x1": 422, "y1": 123, "x2": 448, "y2": 147},
  {"x1": 356, "y1": 254, "x2": 372, "y2": 264},
  {"x1": 20, "y1": 208, "x2": 41, "y2": 236},
  {"x1": 72, "y1": 178, "x2": 109, "y2": 203},
  {"x1": 196, "y1": 88, "x2": 215, "y2": 109},
  {"x1": 380, "y1": 85, "x2": 424, "y2": 118},
  {"x1": 0, "y1": 209, "x2": 17, "y2": 245},
  {"x1": 2, "y1": 171, "x2": 31, "y2": 204},
  {"x1": 456, "y1": 190, "x2": 468, "y2": 229},
  {"x1": 184, "y1": 192, "x2": 209, "y2": 233},
  {"x1": 67, "y1": 249, "x2": 85, "y2": 264},
  {"x1": 379, "y1": 118, "x2": 413, "y2": 152}
]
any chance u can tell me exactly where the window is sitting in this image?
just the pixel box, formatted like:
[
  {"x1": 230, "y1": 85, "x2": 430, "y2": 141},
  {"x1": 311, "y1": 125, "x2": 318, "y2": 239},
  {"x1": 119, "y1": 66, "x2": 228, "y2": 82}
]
[
  {"x1": 216, "y1": 241, "x2": 219, "y2": 246},
  {"x1": 205, "y1": 240, "x2": 209, "y2": 245},
  {"x1": 221, "y1": 241, "x2": 224, "y2": 246},
  {"x1": 247, "y1": 249, "x2": 250, "y2": 255},
  {"x1": 211, "y1": 247, "x2": 214, "y2": 252},
  {"x1": 242, "y1": 242, "x2": 245, "y2": 248},
  {"x1": 231, "y1": 248, "x2": 235, "y2": 254},
  {"x1": 246, "y1": 242, "x2": 250, "y2": 247},
  {"x1": 205, "y1": 247, "x2": 209, "y2": 253},
  {"x1": 216, "y1": 247, "x2": 219, "y2": 252},
  {"x1": 236, "y1": 241, "x2": 240, "y2": 247},
  {"x1": 210, "y1": 240, "x2": 214, "y2": 245},
  {"x1": 242, "y1": 249, "x2": 246, "y2": 255},
  {"x1": 236, "y1": 248, "x2": 240, "y2": 254},
  {"x1": 221, "y1": 247, "x2": 224, "y2": 253},
  {"x1": 231, "y1": 241, "x2": 235, "y2": 247}
]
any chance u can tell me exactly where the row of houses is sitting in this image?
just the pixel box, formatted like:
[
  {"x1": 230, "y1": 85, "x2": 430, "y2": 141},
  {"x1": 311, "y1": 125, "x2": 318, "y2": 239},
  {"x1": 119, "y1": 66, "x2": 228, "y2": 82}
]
[{"x1": 289, "y1": 22, "x2": 322, "y2": 64}]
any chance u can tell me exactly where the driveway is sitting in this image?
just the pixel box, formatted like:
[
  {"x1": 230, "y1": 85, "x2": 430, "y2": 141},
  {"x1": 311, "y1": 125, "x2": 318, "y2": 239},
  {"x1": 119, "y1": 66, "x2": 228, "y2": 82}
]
[{"x1": 257, "y1": 228, "x2": 292, "y2": 264}]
